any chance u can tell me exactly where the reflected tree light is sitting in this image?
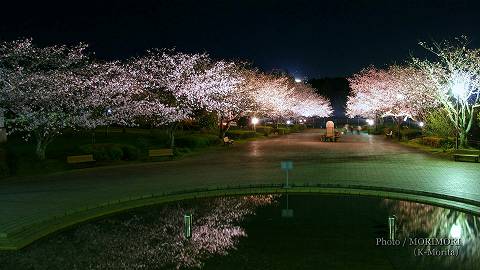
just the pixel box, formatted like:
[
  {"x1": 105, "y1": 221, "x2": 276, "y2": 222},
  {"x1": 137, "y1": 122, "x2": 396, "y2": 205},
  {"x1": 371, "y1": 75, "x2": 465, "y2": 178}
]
[{"x1": 384, "y1": 199, "x2": 480, "y2": 267}]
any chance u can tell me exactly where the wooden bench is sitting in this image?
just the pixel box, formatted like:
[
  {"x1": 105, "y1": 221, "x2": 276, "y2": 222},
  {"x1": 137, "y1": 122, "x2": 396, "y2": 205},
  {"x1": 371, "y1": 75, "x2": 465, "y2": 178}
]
[
  {"x1": 66, "y1": 154, "x2": 95, "y2": 165},
  {"x1": 452, "y1": 149, "x2": 480, "y2": 162},
  {"x1": 223, "y1": 137, "x2": 234, "y2": 146},
  {"x1": 320, "y1": 133, "x2": 341, "y2": 142},
  {"x1": 149, "y1": 148, "x2": 174, "y2": 159}
]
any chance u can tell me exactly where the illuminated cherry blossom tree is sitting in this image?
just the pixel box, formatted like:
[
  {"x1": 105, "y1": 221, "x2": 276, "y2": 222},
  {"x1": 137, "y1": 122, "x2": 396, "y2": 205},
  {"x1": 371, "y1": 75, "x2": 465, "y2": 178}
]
[
  {"x1": 290, "y1": 81, "x2": 333, "y2": 118},
  {"x1": 253, "y1": 75, "x2": 332, "y2": 123},
  {"x1": 413, "y1": 37, "x2": 480, "y2": 148},
  {"x1": 346, "y1": 65, "x2": 437, "y2": 138},
  {"x1": 128, "y1": 50, "x2": 244, "y2": 142},
  {"x1": 0, "y1": 39, "x2": 94, "y2": 160}
]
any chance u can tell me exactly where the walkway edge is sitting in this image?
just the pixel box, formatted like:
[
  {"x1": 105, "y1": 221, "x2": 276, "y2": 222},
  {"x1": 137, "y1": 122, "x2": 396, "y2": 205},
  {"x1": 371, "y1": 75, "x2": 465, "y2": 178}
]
[{"x1": 1, "y1": 183, "x2": 479, "y2": 250}]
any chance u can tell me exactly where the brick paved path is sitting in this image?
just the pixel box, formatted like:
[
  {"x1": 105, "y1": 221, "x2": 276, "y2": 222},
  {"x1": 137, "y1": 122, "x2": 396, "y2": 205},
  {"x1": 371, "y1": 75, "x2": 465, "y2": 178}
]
[{"x1": 1, "y1": 130, "x2": 479, "y2": 246}]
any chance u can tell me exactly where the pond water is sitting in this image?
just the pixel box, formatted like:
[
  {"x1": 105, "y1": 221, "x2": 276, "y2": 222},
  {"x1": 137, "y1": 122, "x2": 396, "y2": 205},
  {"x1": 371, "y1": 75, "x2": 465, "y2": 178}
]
[{"x1": 0, "y1": 194, "x2": 479, "y2": 270}]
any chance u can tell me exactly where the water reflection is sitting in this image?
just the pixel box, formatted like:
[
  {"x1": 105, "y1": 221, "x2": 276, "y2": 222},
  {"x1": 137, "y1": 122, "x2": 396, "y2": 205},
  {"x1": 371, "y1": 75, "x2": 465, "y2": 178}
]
[
  {"x1": 385, "y1": 199, "x2": 480, "y2": 267},
  {"x1": 0, "y1": 195, "x2": 276, "y2": 270},
  {"x1": 1, "y1": 195, "x2": 478, "y2": 270}
]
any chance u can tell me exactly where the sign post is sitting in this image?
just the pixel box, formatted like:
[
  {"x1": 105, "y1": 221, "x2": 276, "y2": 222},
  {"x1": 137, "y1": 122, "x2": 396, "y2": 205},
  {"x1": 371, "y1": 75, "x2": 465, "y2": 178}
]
[
  {"x1": 280, "y1": 161, "x2": 293, "y2": 188},
  {"x1": 281, "y1": 161, "x2": 294, "y2": 218}
]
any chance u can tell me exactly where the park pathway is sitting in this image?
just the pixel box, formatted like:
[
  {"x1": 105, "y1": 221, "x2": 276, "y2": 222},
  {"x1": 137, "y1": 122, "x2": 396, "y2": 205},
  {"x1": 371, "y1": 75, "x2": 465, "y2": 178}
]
[{"x1": 1, "y1": 129, "x2": 480, "y2": 248}]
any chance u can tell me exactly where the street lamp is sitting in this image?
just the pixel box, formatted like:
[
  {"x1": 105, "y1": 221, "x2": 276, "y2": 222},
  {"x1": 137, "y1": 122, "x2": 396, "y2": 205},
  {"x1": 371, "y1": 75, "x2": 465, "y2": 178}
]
[
  {"x1": 418, "y1": 121, "x2": 424, "y2": 128},
  {"x1": 251, "y1": 117, "x2": 259, "y2": 132},
  {"x1": 105, "y1": 108, "x2": 112, "y2": 136},
  {"x1": 286, "y1": 120, "x2": 291, "y2": 125},
  {"x1": 294, "y1": 78, "x2": 302, "y2": 83}
]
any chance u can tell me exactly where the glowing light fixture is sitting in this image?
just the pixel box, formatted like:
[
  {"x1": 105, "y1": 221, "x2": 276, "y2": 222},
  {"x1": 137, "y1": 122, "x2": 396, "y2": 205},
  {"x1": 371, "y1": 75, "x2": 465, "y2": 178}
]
[
  {"x1": 286, "y1": 120, "x2": 292, "y2": 125},
  {"x1": 251, "y1": 117, "x2": 259, "y2": 132},
  {"x1": 294, "y1": 78, "x2": 302, "y2": 83},
  {"x1": 418, "y1": 121, "x2": 424, "y2": 127},
  {"x1": 366, "y1": 119, "x2": 374, "y2": 126},
  {"x1": 450, "y1": 224, "x2": 462, "y2": 239},
  {"x1": 451, "y1": 71, "x2": 470, "y2": 101}
]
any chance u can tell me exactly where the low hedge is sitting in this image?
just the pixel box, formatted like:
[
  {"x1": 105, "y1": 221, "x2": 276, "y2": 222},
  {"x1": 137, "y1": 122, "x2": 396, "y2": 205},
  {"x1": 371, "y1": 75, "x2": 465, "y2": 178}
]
[
  {"x1": 256, "y1": 126, "x2": 273, "y2": 136},
  {"x1": 175, "y1": 134, "x2": 219, "y2": 148},
  {"x1": 225, "y1": 130, "x2": 257, "y2": 139},
  {"x1": 400, "y1": 128, "x2": 422, "y2": 140},
  {"x1": 77, "y1": 143, "x2": 141, "y2": 161},
  {"x1": 420, "y1": 136, "x2": 454, "y2": 149},
  {"x1": 275, "y1": 128, "x2": 291, "y2": 135}
]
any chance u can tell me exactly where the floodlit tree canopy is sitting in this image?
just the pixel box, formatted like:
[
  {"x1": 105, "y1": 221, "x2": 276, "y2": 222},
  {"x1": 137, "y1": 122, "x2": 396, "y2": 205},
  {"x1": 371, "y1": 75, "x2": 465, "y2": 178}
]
[{"x1": 0, "y1": 39, "x2": 333, "y2": 159}]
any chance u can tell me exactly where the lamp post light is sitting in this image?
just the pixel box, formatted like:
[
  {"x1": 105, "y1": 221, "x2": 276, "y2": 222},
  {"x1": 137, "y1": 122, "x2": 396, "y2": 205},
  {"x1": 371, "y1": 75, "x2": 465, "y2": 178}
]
[
  {"x1": 418, "y1": 121, "x2": 424, "y2": 128},
  {"x1": 105, "y1": 108, "x2": 112, "y2": 137},
  {"x1": 251, "y1": 117, "x2": 259, "y2": 133}
]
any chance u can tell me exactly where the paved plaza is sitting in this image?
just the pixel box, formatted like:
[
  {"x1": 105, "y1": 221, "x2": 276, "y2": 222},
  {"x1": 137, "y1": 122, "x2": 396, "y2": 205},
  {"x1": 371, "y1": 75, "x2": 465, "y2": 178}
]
[{"x1": 1, "y1": 130, "x2": 480, "y2": 248}]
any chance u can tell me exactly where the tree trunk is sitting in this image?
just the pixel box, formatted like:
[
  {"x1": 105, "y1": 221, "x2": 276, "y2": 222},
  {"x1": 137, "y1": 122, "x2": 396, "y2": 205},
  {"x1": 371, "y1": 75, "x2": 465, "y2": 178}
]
[
  {"x1": 396, "y1": 117, "x2": 402, "y2": 141},
  {"x1": 169, "y1": 126, "x2": 175, "y2": 148},
  {"x1": 219, "y1": 121, "x2": 231, "y2": 139},
  {"x1": 35, "y1": 137, "x2": 50, "y2": 161},
  {"x1": 459, "y1": 131, "x2": 468, "y2": 149}
]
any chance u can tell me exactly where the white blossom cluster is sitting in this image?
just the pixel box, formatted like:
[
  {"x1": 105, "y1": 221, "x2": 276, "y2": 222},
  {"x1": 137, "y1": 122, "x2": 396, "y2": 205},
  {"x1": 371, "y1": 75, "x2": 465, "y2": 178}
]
[
  {"x1": 0, "y1": 39, "x2": 332, "y2": 159},
  {"x1": 346, "y1": 65, "x2": 437, "y2": 120}
]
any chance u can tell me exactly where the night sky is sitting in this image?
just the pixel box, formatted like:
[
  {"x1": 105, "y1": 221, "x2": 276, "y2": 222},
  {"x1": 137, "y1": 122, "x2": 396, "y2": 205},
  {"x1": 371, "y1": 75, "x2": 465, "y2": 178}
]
[{"x1": 1, "y1": 0, "x2": 479, "y2": 78}]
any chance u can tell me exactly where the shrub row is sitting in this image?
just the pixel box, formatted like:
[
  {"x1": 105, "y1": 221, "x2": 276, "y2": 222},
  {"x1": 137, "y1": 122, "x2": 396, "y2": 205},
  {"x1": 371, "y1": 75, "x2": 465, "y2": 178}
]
[
  {"x1": 78, "y1": 144, "x2": 141, "y2": 161},
  {"x1": 420, "y1": 136, "x2": 454, "y2": 149},
  {"x1": 255, "y1": 126, "x2": 273, "y2": 136},
  {"x1": 225, "y1": 130, "x2": 257, "y2": 139},
  {"x1": 400, "y1": 128, "x2": 422, "y2": 140},
  {"x1": 175, "y1": 134, "x2": 219, "y2": 148}
]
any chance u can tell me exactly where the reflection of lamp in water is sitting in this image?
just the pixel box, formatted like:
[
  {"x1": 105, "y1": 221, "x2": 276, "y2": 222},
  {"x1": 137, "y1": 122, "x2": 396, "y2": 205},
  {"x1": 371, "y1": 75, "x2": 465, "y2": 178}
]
[
  {"x1": 450, "y1": 224, "x2": 462, "y2": 239},
  {"x1": 388, "y1": 216, "x2": 396, "y2": 240},
  {"x1": 184, "y1": 213, "x2": 192, "y2": 239}
]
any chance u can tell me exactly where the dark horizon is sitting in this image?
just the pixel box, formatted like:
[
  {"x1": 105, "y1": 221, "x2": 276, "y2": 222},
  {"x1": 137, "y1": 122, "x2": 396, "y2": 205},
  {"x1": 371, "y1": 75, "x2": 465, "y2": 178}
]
[{"x1": 1, "y1": 0, "x2": 480, "y2": 79}]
